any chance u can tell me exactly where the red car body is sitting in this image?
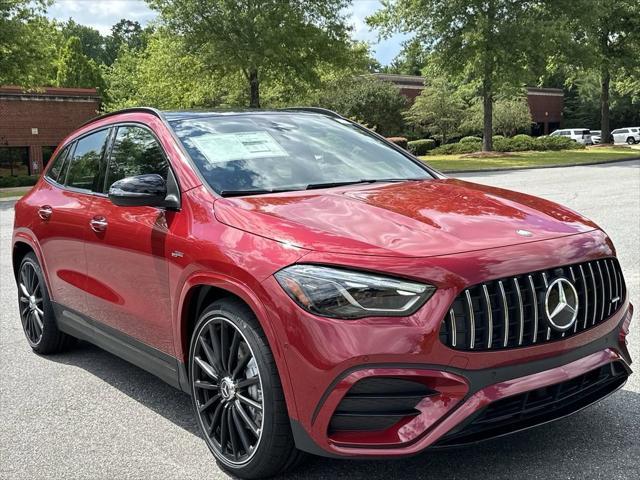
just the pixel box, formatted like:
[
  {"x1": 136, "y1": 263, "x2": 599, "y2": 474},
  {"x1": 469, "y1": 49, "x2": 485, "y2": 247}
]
[{"x1": 12, "y1": 109, "x2": 633, "y2": 461}]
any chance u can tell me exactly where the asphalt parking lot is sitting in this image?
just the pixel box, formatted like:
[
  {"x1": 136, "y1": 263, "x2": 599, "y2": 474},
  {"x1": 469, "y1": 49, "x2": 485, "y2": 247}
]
[{"x1": 1, "y1": 160, "x2": 639, "y2": 479}]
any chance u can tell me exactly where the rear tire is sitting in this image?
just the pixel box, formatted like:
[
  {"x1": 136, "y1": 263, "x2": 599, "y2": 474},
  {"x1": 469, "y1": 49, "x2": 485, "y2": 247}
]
[
  {"x1": 17, "y1": 252, "x2": 74, "y2": 354},
  {"x1": 188, "y1": 298, "x2": 306, "y2": 479},
  {"x1": 627, "y1": 137, "x2": 636, "y2": 145}
]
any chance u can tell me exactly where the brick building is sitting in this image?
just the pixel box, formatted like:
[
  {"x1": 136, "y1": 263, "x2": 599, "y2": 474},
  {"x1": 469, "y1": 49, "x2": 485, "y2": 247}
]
[
  {"x1": 0, "y1": 86, "x2": 101, "y2": 177},
  {"x1": 371, "y1": 74, "x2": 564, "y2": 136}
]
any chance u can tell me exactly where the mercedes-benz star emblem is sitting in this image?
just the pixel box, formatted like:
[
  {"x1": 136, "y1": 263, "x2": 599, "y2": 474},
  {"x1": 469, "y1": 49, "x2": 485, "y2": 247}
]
[{"x1": 544, "y1": 278, "x2": 579, "y2": 331}]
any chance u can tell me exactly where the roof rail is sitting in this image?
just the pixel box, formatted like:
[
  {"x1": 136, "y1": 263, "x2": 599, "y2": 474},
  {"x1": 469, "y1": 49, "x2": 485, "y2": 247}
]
[
  {"x1": 77, "y1": 107, "x2": 163, "y2": 129},
  {"x1": 280, "y1": 107, "x2": 344, "y2": 118}
]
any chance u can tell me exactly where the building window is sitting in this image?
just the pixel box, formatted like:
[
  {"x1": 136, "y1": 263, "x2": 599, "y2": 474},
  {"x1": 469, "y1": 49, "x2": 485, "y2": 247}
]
[
  {"x1": 42, "y1": 146, "x2": 58, "y2": 167},
  {"x1": 0, "y1": 147, "x2": 30, "y2": 177}
]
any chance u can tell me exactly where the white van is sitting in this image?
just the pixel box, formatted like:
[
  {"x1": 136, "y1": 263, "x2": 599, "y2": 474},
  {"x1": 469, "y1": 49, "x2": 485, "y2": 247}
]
[
  {"x1": 550, "y1": 128, "x2": 593, "y2": 145},
  {"x1": 611, "y1": 127, "x2": 640, "y2": 145}
]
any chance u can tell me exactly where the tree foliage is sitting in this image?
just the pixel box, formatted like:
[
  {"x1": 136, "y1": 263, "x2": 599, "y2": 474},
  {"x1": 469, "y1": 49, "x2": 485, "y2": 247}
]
[
  {"x1": 561, "y1": 0, "x2": 640, "y2": 142},
  {"x1": 368, "y1": 0, "x2": 556, "y2": 151},
  {"x1": 312, "y1": 76, "x2": 407, "y2": 135},
  {"x1": 148, "y1": 0, "x2": 355, "y2": 108},
  {"x1": 56, "y1": 36, "x2": 105, "y2": 90},
  {"x1": 0, "y1": 1, "x2": 58, "y2": 86},
  {"x1": 461, "y1": 96, "x2": 533, "y2": 137},
  {"x1": 404, "y1": 77, "x2": 464, "y2": 143},
  {"x1": 104, "y1": 30, "x2": 234, "y2": 111}
]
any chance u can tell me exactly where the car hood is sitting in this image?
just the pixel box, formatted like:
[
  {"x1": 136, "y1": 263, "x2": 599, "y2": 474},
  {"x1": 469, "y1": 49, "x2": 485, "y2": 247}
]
[{"x1": 213, "y1": 179, "x2": 599, "y2": 257}]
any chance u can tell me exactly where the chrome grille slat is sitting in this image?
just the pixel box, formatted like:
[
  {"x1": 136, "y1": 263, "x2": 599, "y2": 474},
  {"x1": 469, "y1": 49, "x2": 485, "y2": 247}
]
[
  {"x1": 465, "y1": 290, "x2": 475, "y2": 350},
  {"x1": 596, "y1": 261, "x2": 606, "y2": 322},
  {"x1": 513, "y1": 278, "x2": 524, "y2": 346},
  {"x1": 449, "y1": 308, "x2": 457, "y2": 348},
  {"x1": 541, "y1": 273, "x2": 551, "y2": 341},
  {"x1": 588, "y1": 263, "x2": 597, "y2": 326},
  {"x1": 610, "y1": 259, "x2": 620, "y2": 309},
  {"x1": 482, "y1": 285, "x2": 493, "y2": 349},
  {"x1": 528, "y1": 275, "x2": 538, "y2": 343},
  {"x1": 498, "y1": 281, "x2": 509, "y2": 347},
  {"x1": 579, "y1": 265, "x2": 589, "y2": 329},
  {"x1": 439, "y1": 258, "x2": 626, "y2": 352}
]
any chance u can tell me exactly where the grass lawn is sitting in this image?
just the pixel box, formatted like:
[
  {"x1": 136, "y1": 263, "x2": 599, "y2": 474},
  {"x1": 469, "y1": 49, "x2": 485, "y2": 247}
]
[
  {"x1": 420, "y1": 147, "x2": 639, "y2": 172},
  {"x1": 0, "y1": 186, "x2": 32, "y2": 199}
]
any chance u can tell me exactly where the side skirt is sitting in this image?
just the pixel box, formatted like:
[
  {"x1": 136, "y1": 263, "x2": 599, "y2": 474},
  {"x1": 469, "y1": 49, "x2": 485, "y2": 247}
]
[{"x1": 53, "y1": 302, "x2": 190, "y2": 393}]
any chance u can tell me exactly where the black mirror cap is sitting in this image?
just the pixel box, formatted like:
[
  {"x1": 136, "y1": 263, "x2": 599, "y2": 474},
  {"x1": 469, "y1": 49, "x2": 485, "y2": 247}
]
[{"x1": 108, "y1": 174, "x2": 178, "y2": 208}]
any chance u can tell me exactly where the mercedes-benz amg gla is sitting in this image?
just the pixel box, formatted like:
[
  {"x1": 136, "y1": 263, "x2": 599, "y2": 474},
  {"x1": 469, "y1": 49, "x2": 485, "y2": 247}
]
[{"x1": 12, "y1": 108, "x2": 633, "y2": 478}]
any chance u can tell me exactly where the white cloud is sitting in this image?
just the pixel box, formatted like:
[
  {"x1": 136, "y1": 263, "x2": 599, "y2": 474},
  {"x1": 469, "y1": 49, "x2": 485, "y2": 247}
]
[{"x1": 46, "y1": 0, "x2": 410, "y2": 64}]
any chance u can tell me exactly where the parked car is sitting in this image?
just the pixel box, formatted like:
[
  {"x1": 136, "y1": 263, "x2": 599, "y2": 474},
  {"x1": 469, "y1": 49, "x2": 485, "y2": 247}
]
[
  {"x1": 12, "y1": 107, "x2": 633, "y2": 479},
  {"x1": 550, "y1": 128, "x2": 593, "y2": 145},
  {"x1": 591, "y1": 130, "x2": 602, "y2": 144},
  {"x1": 611, "y1": 127, "x2": 640, "y2": 145}
]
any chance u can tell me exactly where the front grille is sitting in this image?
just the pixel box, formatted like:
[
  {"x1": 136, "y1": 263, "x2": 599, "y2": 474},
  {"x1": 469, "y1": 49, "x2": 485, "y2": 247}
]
[
  {"x1": 329, "y1": 377, "x2": 435, "y2": 433},
  {"x1": 439, "y1": 258, "x2": 626, "y2": 351},
  {"x1": 437, "y1": 361, "x2": 629, "y2": 446}
]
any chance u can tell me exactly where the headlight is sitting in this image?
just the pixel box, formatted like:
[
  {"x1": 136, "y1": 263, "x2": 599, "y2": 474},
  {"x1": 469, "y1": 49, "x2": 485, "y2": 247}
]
[{"x1": 274, "y1": 265, "x2": 435, "y2": 319}]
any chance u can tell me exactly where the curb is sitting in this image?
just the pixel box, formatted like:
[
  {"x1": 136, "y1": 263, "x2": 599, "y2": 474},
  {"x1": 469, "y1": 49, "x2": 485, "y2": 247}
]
[
  {"x1": 0, "y1": 196, "x2": 22, "y2": 203},
  {"x1": 434, "y1": 156, "x2": 640, "y2": 175}
]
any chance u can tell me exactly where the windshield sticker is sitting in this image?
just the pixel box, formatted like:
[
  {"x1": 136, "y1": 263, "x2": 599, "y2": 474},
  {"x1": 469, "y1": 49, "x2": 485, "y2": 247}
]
[{"x1": 191, "y1": 131, "x2": 289, "y2": 164}]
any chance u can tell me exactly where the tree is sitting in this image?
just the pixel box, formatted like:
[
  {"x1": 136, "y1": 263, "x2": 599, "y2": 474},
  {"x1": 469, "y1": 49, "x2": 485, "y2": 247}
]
[
  {"x1": 566, "y1": 1, "x2": 640, "y2": 143},
  {"x1": 404, "y1": 77, "x2": 464, "y2": 142},
  {"x1": 384, "y1": 38, "x2": 428, "y2": 76},
  {"x1": 0, "y1": 1, "x2": 59, "y2": 86},
  {"x1": 104, "y1": 19, "x2": 149, "y2": 65},
  {"x1": 312, "y1": 76, "x2": 407, "y2": 135},
  {"x1": 59, "y1": 19, "x2": 106, "y2": 64},
  {"x1": 56, "y1": 36, "x2": 105, "y2": 90},
  {"x1": 104, "y1": 30, "x2": 234, "y2": 111},
  {"x1": 462, "y1": 96, "x2": 533, "y2": 137},
  {"x1": 368, "y1": 1, "x2": 555, "y2": 151},
  {"x1": 148, "y1": 0, "x2": 354, "y2": 108}
]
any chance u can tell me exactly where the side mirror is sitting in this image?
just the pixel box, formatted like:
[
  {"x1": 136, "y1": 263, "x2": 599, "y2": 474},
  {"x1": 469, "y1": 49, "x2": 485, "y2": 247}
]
[{"x1": 108, "y1": 174, "x2": 178, "y2": 208}]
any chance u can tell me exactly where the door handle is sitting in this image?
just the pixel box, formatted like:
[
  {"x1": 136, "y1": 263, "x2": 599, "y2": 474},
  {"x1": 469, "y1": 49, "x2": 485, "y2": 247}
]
[
  {"x1": 89, "y1": 216, "x2": 108, "y2": 233},
  {"x1": 38, "y1": 205, "x2": 52, "y2": 221}
]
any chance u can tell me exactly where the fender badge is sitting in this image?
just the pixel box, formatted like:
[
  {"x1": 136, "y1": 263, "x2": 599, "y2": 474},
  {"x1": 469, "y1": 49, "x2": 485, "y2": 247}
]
[{"x1": 516, "y1": 229, "x2": 533, "y2": 237}]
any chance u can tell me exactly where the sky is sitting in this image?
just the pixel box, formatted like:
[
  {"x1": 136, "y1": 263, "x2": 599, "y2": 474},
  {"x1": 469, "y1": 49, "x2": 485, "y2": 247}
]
[{"x1": 46, "y1": 0, "x2": 410, "y2": 66}]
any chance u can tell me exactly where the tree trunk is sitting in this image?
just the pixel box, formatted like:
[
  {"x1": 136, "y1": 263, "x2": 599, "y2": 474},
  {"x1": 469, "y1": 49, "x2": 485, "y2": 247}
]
[
  {"x1": 482, "y1": 79, "x2": 493, "y2": 152},
  {"x1": 249, "y1": 68, "x2": 260, "y2": 108},
  {"x1": 600, "y1": 66, "x2": 610, "y2": 144}
]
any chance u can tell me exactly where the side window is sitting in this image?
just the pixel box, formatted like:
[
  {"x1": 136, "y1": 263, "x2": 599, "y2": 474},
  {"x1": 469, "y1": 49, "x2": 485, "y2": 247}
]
[
  {"x1": 65, "y1": 129, "x2": 110, "y2": 191},
  {"x1": 45, "y1": 143, "x2": 72, "y2": 183},
  {"x1": 105, "y1": 126, "x2": 169, "y2": 189}
]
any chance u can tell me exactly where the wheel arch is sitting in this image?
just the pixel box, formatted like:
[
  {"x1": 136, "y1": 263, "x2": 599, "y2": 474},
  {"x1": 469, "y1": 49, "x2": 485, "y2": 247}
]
[
  {"x1": 175, "y1": 274, "x2": 299, "y2": 420},
  {"x1": 12, "y1": 233, "x2": 52, "y2": 294}
]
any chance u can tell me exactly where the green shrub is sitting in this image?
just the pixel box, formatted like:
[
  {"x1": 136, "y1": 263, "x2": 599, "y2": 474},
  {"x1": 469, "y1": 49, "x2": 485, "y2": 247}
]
[
  {"x1": 535, "y1": 135, "x2": 584, "y2": 151},
  {"x1": 492, "y1": 134, "x2": 505, "y2": 141},
  {"x1": 386, "y1": 136, "x2": 408, "y2": 149},
  {"x1": 507, "y1": 134, "x2": 535, "y2": 151},
  {"x1": 493, "y1": 137, "x2": 515, "y2": 152},
  {"x1": 430, "y1": 141, "x2": 482, "y2": 155},
  {"x1": 408, "y1": 139, "x2": 436, "y2": 155},
  {"x1": 460, "y1": 136, "x2": 482, "y2": 143},
  {"x1": 0, "y1": 175, "x2": 38, "y2": 188}
]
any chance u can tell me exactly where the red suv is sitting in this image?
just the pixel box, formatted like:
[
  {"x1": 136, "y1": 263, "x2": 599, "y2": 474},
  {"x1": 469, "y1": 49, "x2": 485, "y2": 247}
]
[{"x1": 12, "y1": 108, "x2": 633, "y2": 478}]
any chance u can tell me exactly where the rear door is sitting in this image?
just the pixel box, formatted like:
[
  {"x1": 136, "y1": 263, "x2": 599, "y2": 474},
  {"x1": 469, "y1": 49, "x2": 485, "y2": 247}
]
[
  {"x1": 84, "y1": 124, "x2": 177, "y2": 355},
  {"x1": 33, "y1": 129, "x2": 111, "y2": 314}
]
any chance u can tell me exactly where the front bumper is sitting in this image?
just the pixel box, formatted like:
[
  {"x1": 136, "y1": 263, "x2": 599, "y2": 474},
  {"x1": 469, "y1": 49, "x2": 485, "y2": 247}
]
[{"x1": 288, "y1": 305, "x2": 632, "y2": 458}]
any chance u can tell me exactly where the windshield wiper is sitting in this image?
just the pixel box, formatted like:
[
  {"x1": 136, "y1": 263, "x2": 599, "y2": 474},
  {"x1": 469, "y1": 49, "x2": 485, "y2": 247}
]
[
  {"x1": 304, "y1": 178, "x2": 423, "y2": 190},
  {"x1": 219, "y1": 187, "x2": 302, "y2": 197}
]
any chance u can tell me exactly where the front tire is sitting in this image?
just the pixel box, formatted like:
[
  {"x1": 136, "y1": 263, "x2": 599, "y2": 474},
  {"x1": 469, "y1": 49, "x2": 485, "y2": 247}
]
[
  {"x1": 17, "y1": 252, "x2": 74, "y2": 354},
  {"x1": 627, "y1": 137, "x2": 636, "y2": 145},
  {"x1": 188, "y1": 299, "x2": 305, "y2": 479}
]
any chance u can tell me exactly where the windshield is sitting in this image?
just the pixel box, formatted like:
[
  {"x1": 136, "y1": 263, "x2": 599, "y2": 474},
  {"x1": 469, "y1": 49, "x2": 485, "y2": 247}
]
[{"x1": 169, "y1": 112, "x2": 432, "y2": 195}]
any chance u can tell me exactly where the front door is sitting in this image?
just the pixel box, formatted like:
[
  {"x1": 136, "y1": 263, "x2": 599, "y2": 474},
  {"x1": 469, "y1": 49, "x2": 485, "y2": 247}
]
[{"x1": 84, "y1": 125, "x2": 177, "y2": 355}]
